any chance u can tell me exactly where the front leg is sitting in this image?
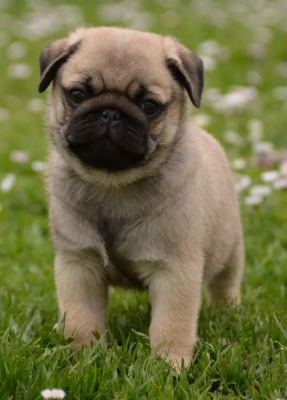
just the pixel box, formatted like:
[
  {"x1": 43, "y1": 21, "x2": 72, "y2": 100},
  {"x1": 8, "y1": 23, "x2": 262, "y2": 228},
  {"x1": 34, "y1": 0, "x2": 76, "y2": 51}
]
[
  {"x1": 55, "y1": 250, "x2": 108, "y2": 347},
  {"x1": 148, "y1": 260, "x2": 203, "y2": 370}
]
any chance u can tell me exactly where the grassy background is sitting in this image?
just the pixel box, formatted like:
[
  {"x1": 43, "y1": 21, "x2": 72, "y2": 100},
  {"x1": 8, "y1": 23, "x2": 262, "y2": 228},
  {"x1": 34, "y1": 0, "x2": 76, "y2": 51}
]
[{"x1": 1, "y1": 0, "x2": 287, "y2": 399}]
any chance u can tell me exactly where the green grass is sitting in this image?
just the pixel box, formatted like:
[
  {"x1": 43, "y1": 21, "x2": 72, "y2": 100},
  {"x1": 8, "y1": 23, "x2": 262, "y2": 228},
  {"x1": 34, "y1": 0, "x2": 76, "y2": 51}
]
[{"x1": 1, "y1": 0, "x2": 287, "y2": 399}]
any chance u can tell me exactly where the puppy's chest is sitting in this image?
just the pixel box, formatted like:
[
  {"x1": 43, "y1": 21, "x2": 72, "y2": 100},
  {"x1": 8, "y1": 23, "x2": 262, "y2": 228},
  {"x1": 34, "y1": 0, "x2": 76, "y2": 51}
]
[{"x1": 96, "y1": 215, "x2": 151, "y2": 289}]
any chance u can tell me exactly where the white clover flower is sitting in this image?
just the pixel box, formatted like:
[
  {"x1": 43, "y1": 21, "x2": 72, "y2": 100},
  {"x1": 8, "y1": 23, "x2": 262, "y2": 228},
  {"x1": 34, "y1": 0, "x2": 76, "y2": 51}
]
[
  {"x1": 8, "y1": 63, "x2": 31, "y2": 79},
  {"x1": 0, "y1": 108, "x2": 10, "y2": 121},
  {"x1": 41, "y1": 388, "x2": 66, "y2": 399},
  {"x1": 248, "y1": 119, "x2": 264, "y2": 143},
  {"x1": 244, "y1": 195, "x2": 263, "y2": 206},
  {"x1": 247, "y1": 43, "x2": 265, "y2": 60},
  {"x1": 27, "y1": 98, "x2": 44, "y2": 113},
  {"x1": 250, "y1": 185, "x2": 271, "y2": 197},
  {"x1": 276, "y1": 63, "x2": 287, "y2": 77},
  {"x1": 204, "y1": 88, "x2": 221, "y2": 104},
  {"x1": 10, "y1": 151, "x2": 29, "y2": 164},
  {"x1": 213, "y1": 87, "x2": 258, "y2": 114},
  {"x1": 7, "y1": 42, "x2": 27, "y2": 60},
  {"x1": 200, "y1": 55, "x2": 217, "y2": 71},
  {"x1": 232, "y1": 159, "x2": 247, "y2": 171},
  {"x1": 246, "y1": 70, "x2": 262, "y2": 86},
  {"x1": 255, "y1": 27, "x2": 273, "y2": 44},
  {"x1": 280, "y1": 160, "x2": 287, "y2": 176},
  {"x1": 223, "y1": 131, "x2": 242, "y2": 146},
  {"x1": 193, "y1": 113, "x2": 210, "y2": 128},
  {"x1": 234, "y1": 175, "x2": 252, "y2": 192},
  {"x1": 260, "y1": 171, "x2": 280, "y2": 183},
  {"x1": 273, "y1": 179, "x2": 287, "y2": 190},
  {"x1": 273, "y1": 86, "x2": 287, "y2": 101},
  {"x1": 198, "y1": 40, "x2": 221, "y2": 57},
  {"x1": 1, "y1": 173, "x2": 16, "y2": 193},
  {"x1": 253, "y1": 141, "x2": 274, "y2": 155},
  {"x1": 31, "y1": 161, "x2": 47, "y2": 172}
]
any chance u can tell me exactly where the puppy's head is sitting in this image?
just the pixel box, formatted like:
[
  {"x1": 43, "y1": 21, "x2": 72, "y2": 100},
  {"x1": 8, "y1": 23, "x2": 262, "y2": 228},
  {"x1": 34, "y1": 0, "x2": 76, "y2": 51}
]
[{"x1": 39, "y1": 27, "x2": 204, "y2": 185}]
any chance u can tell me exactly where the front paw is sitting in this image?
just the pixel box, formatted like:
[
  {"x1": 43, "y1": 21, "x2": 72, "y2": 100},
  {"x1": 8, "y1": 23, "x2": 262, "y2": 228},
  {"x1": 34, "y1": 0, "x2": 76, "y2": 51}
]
[
  {"x1": 155, "y1": 344, "x2": 192, "y2": 371},
  {"x1": 164, "y1": 352, "x2": 191, "y2": 371},
  {"x1": 65, "y1": 328, "x2": 107, "y2": 350}
]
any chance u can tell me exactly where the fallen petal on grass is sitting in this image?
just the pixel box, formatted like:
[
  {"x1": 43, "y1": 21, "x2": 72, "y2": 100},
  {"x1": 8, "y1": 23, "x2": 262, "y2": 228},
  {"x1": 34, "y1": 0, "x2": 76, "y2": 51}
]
[{"x1": 41, "y1": 388, "x2": 66, "y2": 399}]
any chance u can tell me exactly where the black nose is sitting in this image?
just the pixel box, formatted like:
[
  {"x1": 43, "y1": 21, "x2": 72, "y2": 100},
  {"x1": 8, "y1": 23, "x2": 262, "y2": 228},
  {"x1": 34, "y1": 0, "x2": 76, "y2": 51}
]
[{"x1": 101, "y1": 108, "x2": 122, "y2": 123}]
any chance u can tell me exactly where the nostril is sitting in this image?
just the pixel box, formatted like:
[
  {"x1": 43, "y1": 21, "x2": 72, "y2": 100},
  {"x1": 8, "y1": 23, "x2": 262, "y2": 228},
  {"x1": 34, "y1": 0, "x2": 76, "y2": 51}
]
[
  {"x1": 113, "y1": 111, "x2": 121, "y2": 122},
  {"x1": 102, "y1": 110, "x2": 109, "y2": 120},
  {"x1": 101, "y1": 109, "x2": 122, "y2": 122}
]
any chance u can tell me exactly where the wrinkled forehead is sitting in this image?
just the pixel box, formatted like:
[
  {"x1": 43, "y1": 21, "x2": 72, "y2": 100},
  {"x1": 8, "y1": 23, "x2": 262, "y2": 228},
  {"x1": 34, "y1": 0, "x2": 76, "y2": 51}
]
[{"x1": 60, "y1": 30, "x2": 173, "y2": 102}]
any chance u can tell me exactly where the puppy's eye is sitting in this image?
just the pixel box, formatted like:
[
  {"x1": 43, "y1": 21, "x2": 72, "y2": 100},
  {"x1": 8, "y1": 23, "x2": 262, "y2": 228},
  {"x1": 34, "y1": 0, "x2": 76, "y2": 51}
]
[
  {"x1": 68, "y1": 89, "x2": 86, "y2": 105},
  {"x1": 142, "y1": 100, "x2": 160, "y2": 117}
]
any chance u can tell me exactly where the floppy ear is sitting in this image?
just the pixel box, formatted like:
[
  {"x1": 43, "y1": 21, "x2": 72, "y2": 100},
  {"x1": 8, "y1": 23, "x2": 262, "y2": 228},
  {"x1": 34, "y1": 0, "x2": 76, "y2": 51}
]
[
  {"x1": 38, "y1": 39, "x2": 80, "y2": 93},
  {"x1": 164, "y1": 38, "x2": 204, "y2": 108}
]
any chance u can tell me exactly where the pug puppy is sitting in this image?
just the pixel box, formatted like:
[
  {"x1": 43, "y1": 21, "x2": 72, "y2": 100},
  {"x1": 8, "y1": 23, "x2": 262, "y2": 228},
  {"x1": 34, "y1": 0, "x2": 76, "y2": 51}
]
[{"x1": 38, "y1": 27, "x2": 244, "y2": 369}]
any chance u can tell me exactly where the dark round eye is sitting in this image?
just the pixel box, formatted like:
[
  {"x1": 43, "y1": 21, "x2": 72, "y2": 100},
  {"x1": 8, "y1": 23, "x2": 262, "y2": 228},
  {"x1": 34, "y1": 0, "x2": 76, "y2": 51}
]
[
  {"x1": 142, "y1": 100, "x2": 160, "y2": 117},
  {"x1": 68, "y1": 89, "x2": 86, "y2": 105}
]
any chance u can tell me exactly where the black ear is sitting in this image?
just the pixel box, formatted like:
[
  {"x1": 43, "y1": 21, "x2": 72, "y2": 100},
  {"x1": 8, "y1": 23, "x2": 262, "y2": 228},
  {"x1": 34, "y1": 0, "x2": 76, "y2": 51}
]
[
  {"x1": 38, "y1": 39, "x2": 80, "y2": 93},
  {"x1": 166, "y1": 44, "x2": 204, "y2": 108}
]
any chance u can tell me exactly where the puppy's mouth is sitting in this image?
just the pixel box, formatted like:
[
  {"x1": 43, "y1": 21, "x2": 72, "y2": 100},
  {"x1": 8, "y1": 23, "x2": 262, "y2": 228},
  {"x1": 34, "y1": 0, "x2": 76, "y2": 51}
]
[{"x1": 66, "y1": 108, "x2": 149, "y2": 171}]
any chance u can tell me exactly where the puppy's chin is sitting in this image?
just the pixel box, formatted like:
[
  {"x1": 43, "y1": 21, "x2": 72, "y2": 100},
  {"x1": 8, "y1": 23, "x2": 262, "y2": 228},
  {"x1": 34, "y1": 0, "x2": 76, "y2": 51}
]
[{"x1": 66, "y1": 109, "x2": 150, "y2": 171}]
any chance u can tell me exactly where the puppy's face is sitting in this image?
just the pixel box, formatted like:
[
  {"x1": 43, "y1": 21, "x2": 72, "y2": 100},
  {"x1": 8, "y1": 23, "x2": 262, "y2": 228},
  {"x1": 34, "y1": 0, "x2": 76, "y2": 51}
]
[{"x1": 39, "y1": 27, "x2": 203, "y2": 182}]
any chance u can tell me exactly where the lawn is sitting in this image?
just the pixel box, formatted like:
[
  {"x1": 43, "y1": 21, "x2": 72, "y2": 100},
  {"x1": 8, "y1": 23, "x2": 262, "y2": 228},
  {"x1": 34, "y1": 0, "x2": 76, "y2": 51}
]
[{"x1": 1, "y1": 0, "x2": 287, "y2": 399}]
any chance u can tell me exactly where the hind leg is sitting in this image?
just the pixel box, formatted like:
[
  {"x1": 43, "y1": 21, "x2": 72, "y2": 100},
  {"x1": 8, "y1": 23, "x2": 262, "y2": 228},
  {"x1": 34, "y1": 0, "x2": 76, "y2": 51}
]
[{"x1": 207, "y1": 239, "x2": 244, "y2": 307}]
